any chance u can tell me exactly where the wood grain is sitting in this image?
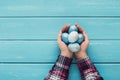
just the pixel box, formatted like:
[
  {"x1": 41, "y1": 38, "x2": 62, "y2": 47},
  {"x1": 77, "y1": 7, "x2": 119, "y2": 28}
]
[
  {"x1": 0, "y1": 0, "x2": 119, "y2": 16},
  {"x1": 0, "y1": 64, "x2": 119, "y2": 80},
  {"x1": 0, "y1": 0, "x2": 120, "y2": 79},
  {"x1": 0, "y1": 40, "x2": 119, "y2": 62},
  {"x1": 0, "y1": 18, "x2": 120, "y2": 39}
]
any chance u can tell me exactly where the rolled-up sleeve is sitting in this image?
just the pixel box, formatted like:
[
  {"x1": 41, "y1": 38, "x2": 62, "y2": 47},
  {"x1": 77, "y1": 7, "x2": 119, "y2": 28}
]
[
  {"x1": 77, "y1": 57, "x2": 103, "y2": 80},
  {"x1": 44, "y1": 55, "x2": 72, "y2": 80}
]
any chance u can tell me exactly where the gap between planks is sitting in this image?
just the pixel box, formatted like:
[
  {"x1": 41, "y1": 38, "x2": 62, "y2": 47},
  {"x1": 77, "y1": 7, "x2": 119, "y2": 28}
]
[
  {"x1": 0, "y1": 62, "x2": 120, "y2": 64},
  {"x1": 0, "y1": 39, "x2": 120, "y2": 41},
  {"x1": 0, "y1": 16, "x2": 120, "y2": 18}
]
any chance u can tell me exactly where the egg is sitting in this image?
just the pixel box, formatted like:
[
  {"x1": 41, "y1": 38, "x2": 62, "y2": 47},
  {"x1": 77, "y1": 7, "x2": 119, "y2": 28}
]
[
  {"x1": 77, "y1": 33, "x2": 84, "y2": 44},
  {"x1": 61, "y1": 33, "x2": 69, "y2": 44},
  {"x1": 61, "y1": 24, "x2": 84, "y2": 52},
  {"x1": 68, "y1": 43, "x2": 80, "y2": 52},
  {"x1": 68, "y1": 31, "x2": 79, "y2": 43},
  {"x1": 68, "y1": 25, "x2": 78, "y2": 33}
]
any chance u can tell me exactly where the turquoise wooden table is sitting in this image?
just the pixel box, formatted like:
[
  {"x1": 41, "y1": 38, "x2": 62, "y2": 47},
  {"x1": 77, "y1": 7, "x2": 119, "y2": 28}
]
[{"x1": 0, "y1": 0, "x2": 120, "y2": 80}]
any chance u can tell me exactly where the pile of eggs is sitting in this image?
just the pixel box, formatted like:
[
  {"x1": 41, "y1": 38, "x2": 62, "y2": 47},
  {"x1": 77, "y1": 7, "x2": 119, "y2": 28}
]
[{"x1": 61, "y1": 25, "x2": 84, "y2": 52}]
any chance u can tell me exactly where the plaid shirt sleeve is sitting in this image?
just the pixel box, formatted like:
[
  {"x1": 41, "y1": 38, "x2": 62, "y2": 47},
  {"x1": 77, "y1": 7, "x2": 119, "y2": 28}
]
[
  {"x1": 77, "y1": 57, "x2": 103, "y2": 80},
  {"x1": 44, "y1": 55, "x2": 72, "y2": 80}
]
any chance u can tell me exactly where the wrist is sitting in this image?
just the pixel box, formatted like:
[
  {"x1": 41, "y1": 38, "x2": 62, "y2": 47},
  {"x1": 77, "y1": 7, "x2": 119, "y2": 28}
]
[
  {"x1": 76, "y1": 51, "x2": 86, "y2": 54},
  {"x1": 61, "y1": 51, "x2": 73, "y2": 58},
  {"x1": 75, "y1": 51, "x2": 88, "y2": 60}
]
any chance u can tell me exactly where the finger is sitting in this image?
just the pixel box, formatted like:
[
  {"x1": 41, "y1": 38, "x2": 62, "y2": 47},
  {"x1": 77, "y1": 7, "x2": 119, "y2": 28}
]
[
  {"x1": 75, "y1": 23, "x2": 84, "y2": 33},
  {"x1": 57, "y1": 31, "x2": 66, "y2": 46},
  {"x1": 61, "y1": 24, "x2": 70, "y2": 32},
  {"x1": 57, "y1": 31, "x2": 62, "y2": 43},
  {"x1": 83, "y1": 31, "x2": 89, "y2": 41}
]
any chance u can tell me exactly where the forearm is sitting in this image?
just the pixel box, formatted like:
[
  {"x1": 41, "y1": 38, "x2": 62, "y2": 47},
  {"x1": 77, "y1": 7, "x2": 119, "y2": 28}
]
[
  {"x1": 44, "y1": 55, "x2": 72, "y2": 80},
  {"x1": 76, "y1": 54, "x2": 103, "y2": 80}
]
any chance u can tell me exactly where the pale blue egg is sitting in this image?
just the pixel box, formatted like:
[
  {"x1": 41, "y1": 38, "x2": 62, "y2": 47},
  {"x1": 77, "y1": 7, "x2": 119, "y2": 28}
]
[
  {"x1": 68, "y1": 31, "x2": 79, "y2": 43},
  {"x1": 77, "y1": 33, "x2": 84, "y2": 44},
  {"x1": 68, "y1": 43, "x2": 80, "y2": 52},
  {"x1": 68, "y1": 25, "x2": 78, "y2": 33},
  {"x1": 62, "y1": 33, "x2": 69, "y2": 44}
]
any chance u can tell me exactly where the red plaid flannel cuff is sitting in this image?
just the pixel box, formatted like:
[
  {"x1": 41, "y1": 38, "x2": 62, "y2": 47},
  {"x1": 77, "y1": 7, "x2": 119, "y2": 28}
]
[
  {"x1": 45, "y1": 55, "x2": 72, "y2": 80},
  {"x1": 77, "y1": 57, "x2": 93, "y2": 71},
  {"x1": 77, "y1": 57, "x2": 103, "y2": 80},
  {"x1": 56, "y1": 55, "x2": 73, "y2": 68}
]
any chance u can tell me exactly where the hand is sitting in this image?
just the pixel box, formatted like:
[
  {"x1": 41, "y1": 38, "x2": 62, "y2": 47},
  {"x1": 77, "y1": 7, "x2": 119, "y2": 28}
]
[
  {"x1": 75, "y1": 23, "x2": 89, "y2": 60},
  {"x1": 57, "y1": 24, "x2": 73, "y2": 58}
]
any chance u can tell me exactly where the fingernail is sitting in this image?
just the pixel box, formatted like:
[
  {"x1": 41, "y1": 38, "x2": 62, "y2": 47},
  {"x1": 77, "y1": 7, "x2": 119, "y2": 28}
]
[
  {"x1": 75, "y1": 23, "x2": 78, "y2": 25},
  {"x1": 83, "y1": 31, "x2": 86, "y2": 33},
  {"x1": 59, "y1": 30, "x2": 62, "y2": 33},
  {"x1": 67, "y1": 24, "x2": 70, "y2": 27}
]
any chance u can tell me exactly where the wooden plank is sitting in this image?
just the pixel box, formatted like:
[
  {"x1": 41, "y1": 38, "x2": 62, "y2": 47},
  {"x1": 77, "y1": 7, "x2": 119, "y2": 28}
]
[
  {"x1": 0, "y1": 64, "x2": 119, "y2": 80},
  {"x1": 0, "y1": 0, "x2": 120, "y2": 16},
  {"x1": 0, "y1": 18, "x2": 120, "y2": 39},
  {"x1": 0, "y1": 40, "x2": 119, "y2": 62}
]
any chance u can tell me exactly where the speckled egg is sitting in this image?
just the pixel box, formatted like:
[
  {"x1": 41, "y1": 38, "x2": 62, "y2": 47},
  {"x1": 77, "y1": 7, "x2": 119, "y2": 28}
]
[
  {"x1": 68, "y1": 25, "x2": 78, "y2": 33},
  {"x1": 68, "y1": 43, "x2": 80, "y2": 52},
  {"x1": 61, "y1": 33, "x2": 69, "y2": 44},
  {"x1": 68, "y1": 31, "x2": 79, "y2": 43},
  {"x1": 77, "y1": 33, "x2": 84, "y2": 44}
]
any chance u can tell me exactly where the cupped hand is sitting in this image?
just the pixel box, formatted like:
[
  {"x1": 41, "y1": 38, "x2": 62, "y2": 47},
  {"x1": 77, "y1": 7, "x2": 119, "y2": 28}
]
[
  {"x1": 57, "y1": 24, "x2": 73, "y2": 58},
  {"x1": 75, "y1": 23, "x2": 89, "y2": 60}
]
